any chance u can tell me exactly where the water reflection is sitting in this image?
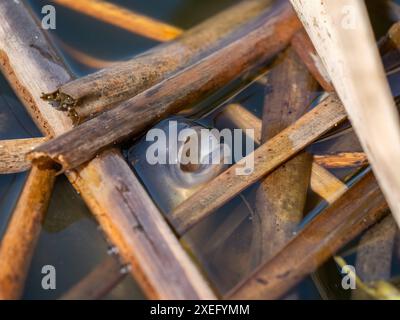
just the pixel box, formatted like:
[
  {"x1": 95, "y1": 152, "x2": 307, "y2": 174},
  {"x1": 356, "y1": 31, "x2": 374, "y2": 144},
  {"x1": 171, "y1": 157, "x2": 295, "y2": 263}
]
[{"x1": 127, "y1": 117, "x2": 229, "y2": 213}]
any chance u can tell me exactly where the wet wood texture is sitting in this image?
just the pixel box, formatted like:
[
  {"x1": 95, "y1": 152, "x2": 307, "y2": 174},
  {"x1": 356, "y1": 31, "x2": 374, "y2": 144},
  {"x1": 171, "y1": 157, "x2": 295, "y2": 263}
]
[
  {"x1": 0, "y1": 138, "x2": 47, "y2": 174},
  {"x1": 51, "y1": 0, "x2": 274, "y2": 121},
  {"x1": 0, "y1": 1, "x2": 215, "y2": 300},
  {"x1": 170, "y1": 95, "x2": 347, "y2": 235},
  {"x1": 251, "y1": 48, "x2": 317, "y2": 265},
  {"x1": 291, "y1": 29, "x2": 334, "y2": 92},
  {"x1": 228, "y1": 171, "x2": 389, "y2": 300},
  {"x1": 0, "y1": 165, "x2": 56, "y2": 299},
  {"x1": 215, "y1": 103, "x2": 348, "y2": 204},
  {"x1": 29, "y1": 1, "x2": 302, "y2": 170}
]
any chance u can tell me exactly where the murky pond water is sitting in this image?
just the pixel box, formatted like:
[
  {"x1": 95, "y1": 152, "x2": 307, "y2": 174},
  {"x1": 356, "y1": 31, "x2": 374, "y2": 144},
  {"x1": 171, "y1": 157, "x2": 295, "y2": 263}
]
[{"x1": 0, "y1": 0, "x2": 399, "y2": 299}]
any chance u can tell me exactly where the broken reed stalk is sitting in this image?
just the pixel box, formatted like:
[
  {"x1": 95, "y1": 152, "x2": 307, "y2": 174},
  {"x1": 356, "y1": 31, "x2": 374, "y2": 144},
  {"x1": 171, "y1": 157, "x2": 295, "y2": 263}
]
[
  {"x1": 52, "y1": 0, "x2": 182, "y2": 42},
  {"x1": 309, "y1": 162, "x2": 348, "y2": 204},
  {"x1": 170, "y1": 95, "x2": 347, "y2": 235},
  {"x1": 29, "y1": 1, "x2": 302, "y2": 170},
  {"x1": 60, "y1": 255, "x2": 125, "y2": 300},
  {"x1": 251, "y1": 47, "x2": 318, "y2": 265},
  {"x1": 0, "y1": 1, "x2": 215, "y2": 299},
  {"x1": 162, "y1": 20, "x2": 400, "y2": 236},
  {"x1": 0, "y1": 165, "x2": 56, "y2": 299},
  {"x1": 227, "y1": 171, "x2": 389, "y2": 300},
  {"x1": 290, "y1": 0, "x2": 400, "y2": 230},
  {"x1": 291, "y1": 29, "x2": 334, "y2": 92},
  {"x1": 314, "y1": 152, "x2": 368, "y2": 169},
  {"x1": 215, "y1": 103, "x2": 348, "y2": 204},
  {"x1": 0, "y1": 137, "x2": 47, "y2": 174},
  {"x1": 164, "y1": 18, "x2": 400, "y2": 233},
  {"x1": 43, "y1": 0, "x2": 274, "y2": 122},
  {"x1": 206, "y1": 103, "x2": 348, "y2": 258}
]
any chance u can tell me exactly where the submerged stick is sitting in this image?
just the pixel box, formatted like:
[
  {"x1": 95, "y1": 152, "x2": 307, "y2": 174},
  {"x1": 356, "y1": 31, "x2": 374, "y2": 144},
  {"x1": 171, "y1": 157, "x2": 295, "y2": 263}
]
[
  {"x1": 60, "y1": 255, "x2": 125, "y2": 300},
  {"x1": 170, "y1": 95, "x2": 347, "y2": 235},
  {"x1": 0, "y1": 137, "x2": 47, "y2": 174},
  {"x1": 43, "y1": 0, "x2": 274, "y2": 122},
  {"x1": 309, "y1": 162, "x2": 348, "y2": 204},
  {"x1": 251, "y1": 48, "x2": 317, "y2": 265},
  {"x1": 59, "y1": 41, "x2": 116, "y2": 69},
  {"x1": 0, "y1": 165, "x2": 56, "y2": 299},
  {"x1": 0, "y1": 1, "x2": 215, "y2": 299},
  {"x1": 207, "y1": 103, "x2": 347, "y2": 260},
  {"x1": 215, "y1": 103, "x2": 348, "y2": 204},
  {"x1": 291, "y1": 29, "x2": 334, "y2": 92},
  {"x1": 51, "y1": 0, "x2": 182, "y2": 42},
  {"x1": 228, "y1": 171, "x2": 389, "y2": 300},
  {"x1": 166, "y1": 20, "x2": 399, "y2": 235},
  {"x1": 352, "y1": 215, "x2": 397, "y2": 300},
  {"x1": 215, "y1": 103, "x2": 263, "y2": 144},
  {"x1": 30, "y1": 1, "x2": 301, "y2": 170},
  {"x1": 290, "y1": 0, "x2": 400, "y2": 230}
]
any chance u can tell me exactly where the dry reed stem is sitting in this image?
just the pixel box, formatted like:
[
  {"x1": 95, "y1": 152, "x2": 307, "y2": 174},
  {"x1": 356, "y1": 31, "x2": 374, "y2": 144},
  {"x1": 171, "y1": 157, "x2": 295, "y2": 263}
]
[
  {"x1": 290, "y1": 0, "x2": 400, "y2": 230},
  {"x1": 0, "y1": 137, "x2": 47, "y2": 174},
  {"x1": 251, "y1": 48, "x2": 317, "y2": 264},
  {"x1": 0, "y1": 165, "x2": 56, "y2": 299},
  {"x1": 52, "y1": 0, "x2": 182, "y2": 42},
  {"x1": 170, "y1": 95, "x2": 347, "y2": 235},
  {"x1": 45, "y1": 0, "x2": 274, "y2": 122},
  {"x1": 0, "y1": 0, "x2": 216, "y2": 299},
  {"x1": 29, "y1": 2, "x2": 301, "y2": 171},
  {"x1": 314, "y1": 152, "x2": 368, "y2": 169},
  {"x1": 228, "y1": 171, "x2": 388, "y2": 300}
]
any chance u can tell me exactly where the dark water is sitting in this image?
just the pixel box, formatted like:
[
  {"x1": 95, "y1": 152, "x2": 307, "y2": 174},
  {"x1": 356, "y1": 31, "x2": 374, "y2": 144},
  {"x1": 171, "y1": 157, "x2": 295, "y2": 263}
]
[{"x1": 0, "y1": 0, "x2": 398, "y2": 299}]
